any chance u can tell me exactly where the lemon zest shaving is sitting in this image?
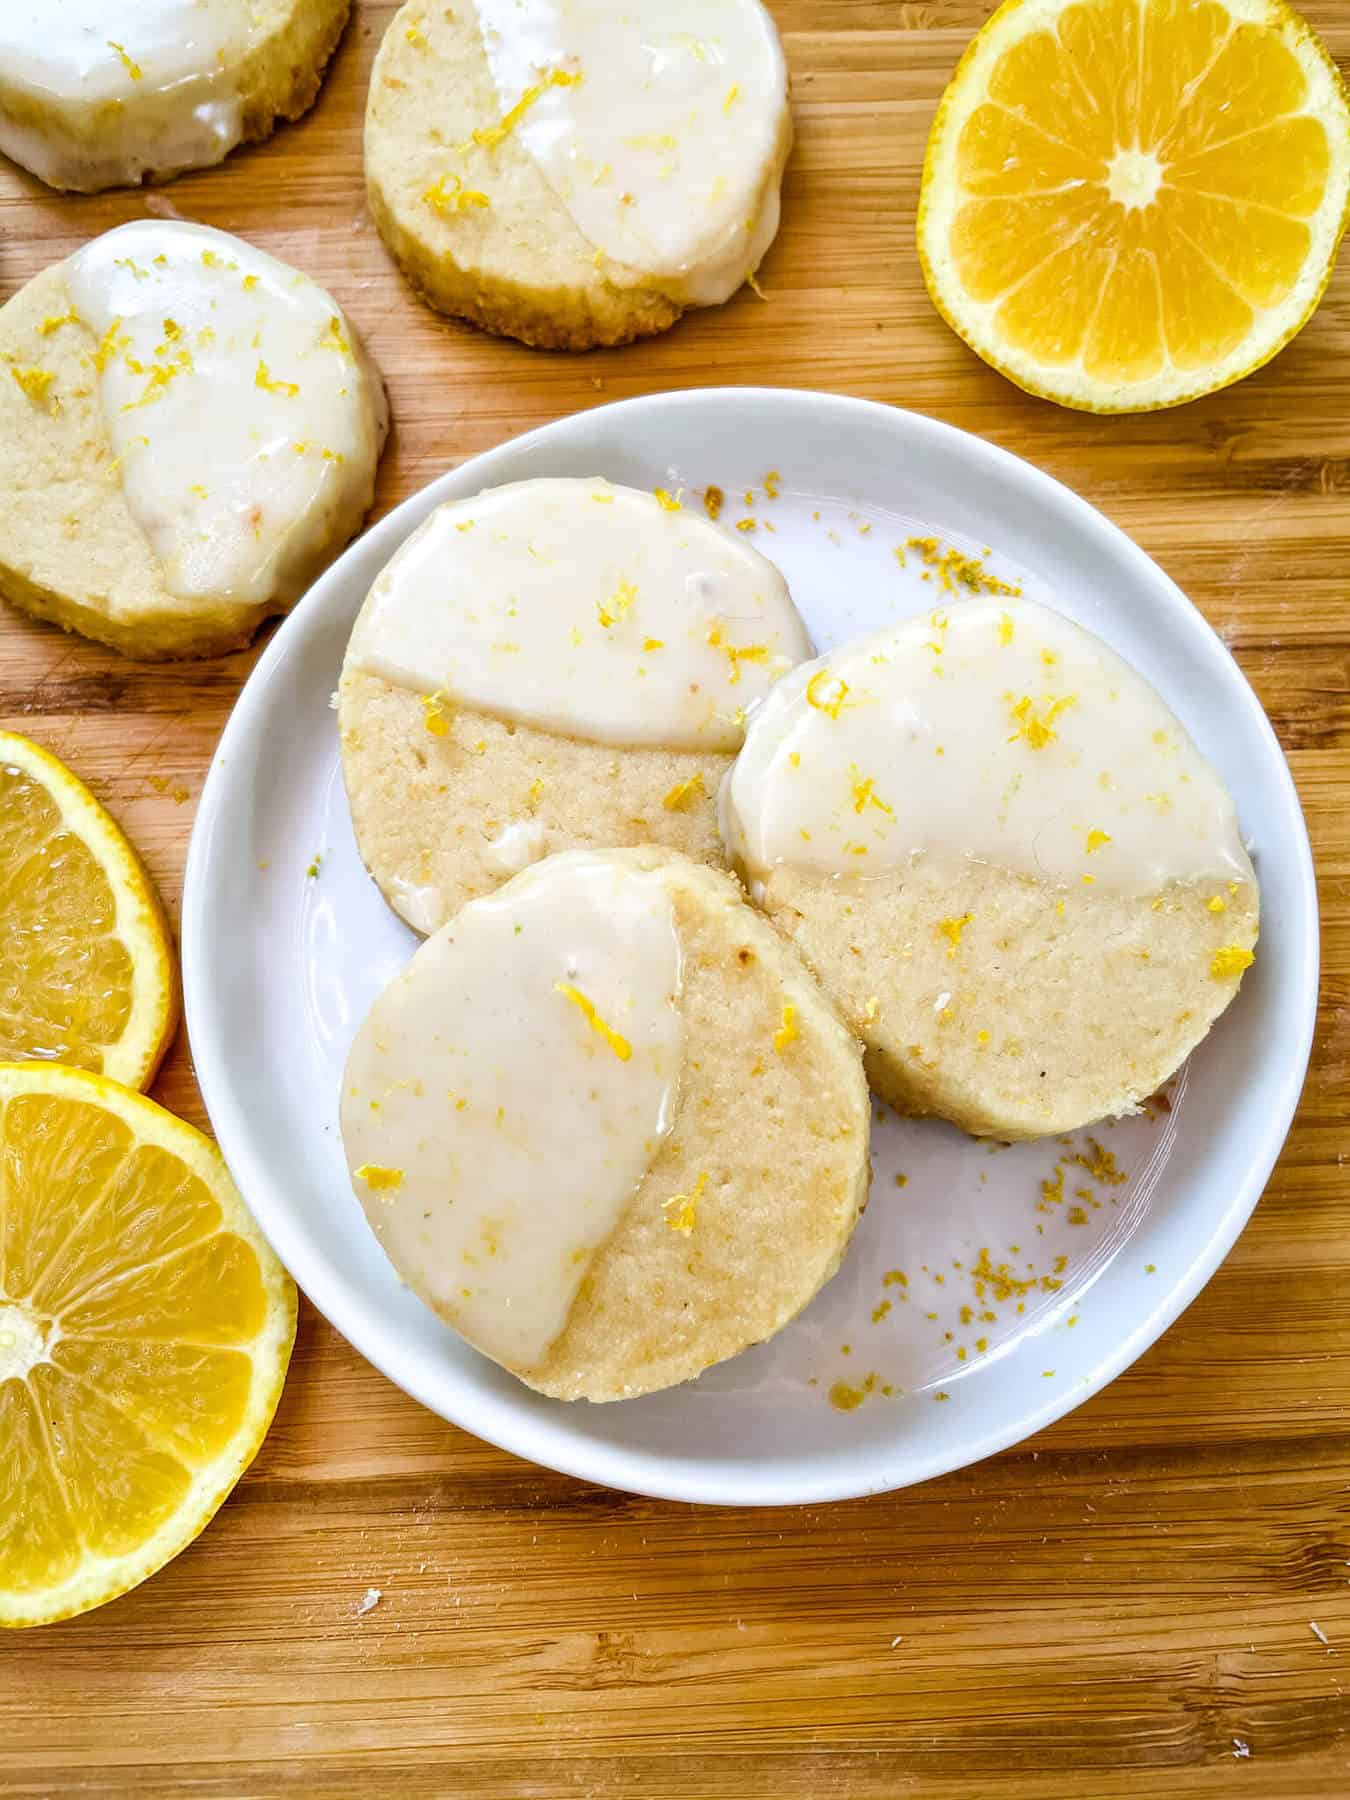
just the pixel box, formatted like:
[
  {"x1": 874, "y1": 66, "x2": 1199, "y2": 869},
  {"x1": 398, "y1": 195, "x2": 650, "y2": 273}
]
[
  {"x1": 460, "y1": 68, "x2": 581, "y2": 151},
  {"x1": 1070, "y1": 1138, "x2": 1127, "y2": 1186},
  {"x1": 706, "y1": 624, "x2": 771, "y2": 686},
  {"x1": 938, "y1": 912, "x2": 972, "y2": 955},
  {"x1": 1085, "y1": 828, "x2": 1112, "y2": 854},
  {"x1": 662, "y1": 772, "x2": 706, "y2": 812},
  {"x1": 9, "y1": 365, "x2": 56, "y2": 407},
  {"x1": 1007, "y1": 693, "x2": 1074, "y2": 749},
  {"x1": 806, "y1": 669, "x2": 850, "y2": 719},
  {"x1": 850, "y1": 769, "x2": 893, "y2": 816},
  {"x1": 424, "y1": 172, "x2": 491, "y2": 214},
  {"x1": 774, "y1": 1004, "x2": 799, "y2": 1053},
  {"x1": 420, "y1": 692, "x2": 452, "y2": 737},
  {"x1": 107, "y1": 39, "x2": 142, "y2": 79},
  {"x1": 654, "y1": 487, "x2": 682, "y2": 511},
  {"x1": 319, "y1": 315, "x2": 352, "y2": 357},
  {"x1": 555, "y1": 982, "x2": 632, "y2": 1061},
  {"x1": 1211, "y1": 944, "x2": 1254, "y2": 980},
  {"x1": 663, "y1": 1171, "x2": 707, "y2": 1236},
  {"x1": 597, "y1": 577, "x2": 637, "y2": 628},
  {"x1": 355, "y1": 1164, "x2": 404, "y2": 1192},
  {"x1": 905, "y1": 535, "x2": 1022, "y2": 597},
  {"x1": 255, "y1": 360, "x2": 299, "y2": 397}
]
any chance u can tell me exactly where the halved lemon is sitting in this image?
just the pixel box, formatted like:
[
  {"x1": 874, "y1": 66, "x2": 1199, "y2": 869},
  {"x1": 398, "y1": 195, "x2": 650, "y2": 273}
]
[
  {"x1": 0, "y1": 1063, "x2": 296, "y2": 1627},
  {"x1": 918, "y1": 0, "x2": 1350, "y2": 411},
  {"x1": 0, "y1": 730, "x2": 177, "y2": 1089}
]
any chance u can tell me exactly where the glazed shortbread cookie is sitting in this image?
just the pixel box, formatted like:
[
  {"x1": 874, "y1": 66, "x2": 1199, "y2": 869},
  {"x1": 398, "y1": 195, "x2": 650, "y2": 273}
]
[
  {"x1": 0, "y1": 220, "x2": 387, "y2": 660},
  {"x1": 340, "y1": 477, "x2": 811, "y2": 934},
  {"x1": 365, "y1": 0, "x2": 792, "y2": 348},
  {"x1": 721, "y1": 598, "x2": 1260, "y2": 1141},
  {"x1": 342, "y1": 849, "x2": 871, "y2": 1401},
  {"x1": 0, "y1": 0, "x2": 349, "y2": 193}
]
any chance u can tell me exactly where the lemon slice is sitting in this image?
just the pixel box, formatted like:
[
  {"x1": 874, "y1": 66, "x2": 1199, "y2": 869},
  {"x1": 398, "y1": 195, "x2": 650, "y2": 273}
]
[
  {"x1": 0, "y1": 731, "x2": 177, "y2": 1089},
  {"x1": 0, "y1": 1064, "x2": 296, "y2": 1627},
  {"x1": 918, "y1": 0, "x2": 1350, "y2": 411}
]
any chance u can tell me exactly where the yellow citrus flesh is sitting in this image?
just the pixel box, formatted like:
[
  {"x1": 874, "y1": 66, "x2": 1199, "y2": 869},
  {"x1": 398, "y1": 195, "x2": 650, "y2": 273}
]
[
  {"x1": 918, "y1": 0, "x2": 1350, "y2": 410},
  {"x1": 0, "y1": 1064, "x2": 296, "y2": 1627},
  {"x1": 0, "y1": 731, "x2": 177, "y2": 1090}
]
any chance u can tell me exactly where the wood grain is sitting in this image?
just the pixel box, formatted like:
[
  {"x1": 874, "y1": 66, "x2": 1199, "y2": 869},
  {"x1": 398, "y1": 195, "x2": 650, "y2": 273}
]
[{"x1": 3, "y1": 4, "x2": 1350, "y2": 1795}]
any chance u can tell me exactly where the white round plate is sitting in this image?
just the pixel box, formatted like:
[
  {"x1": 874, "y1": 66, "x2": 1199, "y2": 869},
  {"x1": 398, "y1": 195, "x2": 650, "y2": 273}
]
[{"x1": 183, "y1": 389, "x2": 1317, "y2": 1506}]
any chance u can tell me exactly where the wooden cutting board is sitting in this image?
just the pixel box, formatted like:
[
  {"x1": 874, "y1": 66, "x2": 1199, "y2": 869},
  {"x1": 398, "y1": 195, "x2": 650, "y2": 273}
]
[{"x1": 2, "y1": 5, "x2": 1348, "y2": 1795}]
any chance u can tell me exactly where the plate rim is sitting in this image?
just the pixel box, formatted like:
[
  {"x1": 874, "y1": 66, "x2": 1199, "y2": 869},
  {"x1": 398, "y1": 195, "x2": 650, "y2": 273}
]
[{"x1": 182, "y1": 386, "x2": 1319, "y2": 1506}]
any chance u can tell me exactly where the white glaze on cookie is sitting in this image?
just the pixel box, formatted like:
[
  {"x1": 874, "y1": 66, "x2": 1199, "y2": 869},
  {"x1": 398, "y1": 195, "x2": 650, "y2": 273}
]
[
  {"x1": 0, "y1": 1, "x2": 253, "y2": 189},
  {"x1": 68, "y1": 221, "x2": 383, "y2": 607},
  {"x1": 341, "y1": 852, "x2": 684, "y2": 1369},
  {"x1": 471, "y1": 0, "x2": 789, "y2": 303},
  {"x1": 348, "y1": 478, "x2": 811, "y2": 751},
  {"x1": 723, "y1": 599, "x2": 1253, "y2": 895}
]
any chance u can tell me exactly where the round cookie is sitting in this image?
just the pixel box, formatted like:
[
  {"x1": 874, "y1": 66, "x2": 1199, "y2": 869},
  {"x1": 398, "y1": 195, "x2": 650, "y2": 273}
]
[
  {"x1": 0, "y1": 0, "x2": 349, "y2": 193},
  {"x1": 340, "y1": 477, "x2": 812, "y2": 934},
  {"x1": 365, "y1": 0, "x2": 792, "y2": 349},
  {"x1": 721, "y1": 598, "x2": 1260, "y2": 1141},
  {"x1": 341, "y1": 848, "x2": 872, "y2": 1401},
  {"x1": 0, "y1": 220, "x2": 387, "y2": 660}
]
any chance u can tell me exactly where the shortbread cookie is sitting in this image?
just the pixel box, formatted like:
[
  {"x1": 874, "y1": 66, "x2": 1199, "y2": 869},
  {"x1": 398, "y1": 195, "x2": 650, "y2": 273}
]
[
  {"x1": 0, "y1": 0, "x2": 349, "y2": 193},
  {"x1": 365, "y1": 0, "x2": 792, "y2": 348},
  {"x1": 341, "y1": 848, "x2": 871, "y2": 1401},
  {"x1": 340, "y1": 477, "x2": 811, "y2": 933},
  {"x1": 0, "y1": 220, "x2": 387, "y2": 660},
  {"x1": 721, "y1": 598, "x2": 1260, "y2": 1140}
]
